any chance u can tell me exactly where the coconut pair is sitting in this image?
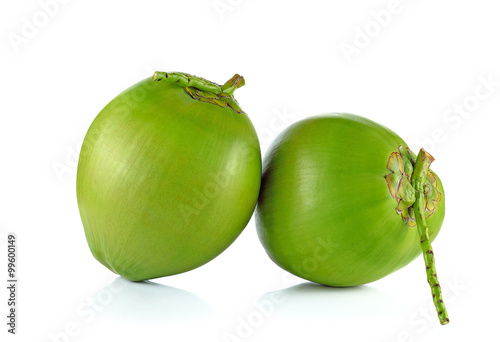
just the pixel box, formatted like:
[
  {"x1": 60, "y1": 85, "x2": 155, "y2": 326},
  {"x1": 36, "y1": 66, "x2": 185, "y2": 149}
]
[{"x1": 77, "y1": 72, "x2": 448, "y2": 325}]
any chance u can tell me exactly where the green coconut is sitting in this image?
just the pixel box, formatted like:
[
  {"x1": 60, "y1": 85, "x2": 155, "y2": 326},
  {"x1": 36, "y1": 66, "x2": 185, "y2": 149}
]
[
  {"x1": 77, "y1": 72, "x2": 261, "y2": 282},
  {"x1": 256, "y1": 113, "x2": 448, "y2": 324}
]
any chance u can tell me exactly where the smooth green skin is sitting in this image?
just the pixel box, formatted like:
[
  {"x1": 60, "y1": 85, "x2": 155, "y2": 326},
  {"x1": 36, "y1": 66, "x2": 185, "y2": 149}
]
[
  {"x1": 256, "y1": 113, "x2": 445, "y2": 287},
  {"x1": 77, "y1": 75, "x2": 261, "y2": 281}
]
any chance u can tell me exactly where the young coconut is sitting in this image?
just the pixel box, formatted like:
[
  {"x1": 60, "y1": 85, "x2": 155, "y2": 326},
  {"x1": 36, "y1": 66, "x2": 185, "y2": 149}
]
[
  {"x1": 77, "y1": 72, "x2": 261, "y2": 281},
  {"x1": 256, "y1": 113, "x2": 449, "y2": 325}
]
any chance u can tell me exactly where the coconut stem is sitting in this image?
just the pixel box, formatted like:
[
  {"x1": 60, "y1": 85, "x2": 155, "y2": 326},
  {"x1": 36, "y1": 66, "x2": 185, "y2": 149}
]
[
  {"x1": 152, "y1": 71, "x2": 245, "y2": 96},
  {"x1": 221, "y1": 74, "x2": 245, "y2": 95},
  {"x1": 410, "y1": 148, "x2": 449, "y2": 325}
]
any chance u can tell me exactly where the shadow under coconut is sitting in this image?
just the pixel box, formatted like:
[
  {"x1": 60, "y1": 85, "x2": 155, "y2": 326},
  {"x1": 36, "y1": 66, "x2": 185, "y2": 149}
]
[
  {"x1": 259, "y1": 282, "x2": 403, "y2": 320},
  {"x1": 95, "y1": 277, "x2": 214, "y2": 323}
]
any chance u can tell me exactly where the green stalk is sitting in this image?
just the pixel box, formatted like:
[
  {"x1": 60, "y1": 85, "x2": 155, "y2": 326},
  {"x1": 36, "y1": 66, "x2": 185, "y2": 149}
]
[
  {"x1": 151, "y1": 72, "x2": 245, "y2": 114},
  {"x1": 221, "y1": 74, "x2": 245, "y2": 95},
  {"x1": 410, "y1": 148, "x2": 449, "y2": 325},
  {"x1": 152, "y1": 71, "x2": 245, "y2": 95}
]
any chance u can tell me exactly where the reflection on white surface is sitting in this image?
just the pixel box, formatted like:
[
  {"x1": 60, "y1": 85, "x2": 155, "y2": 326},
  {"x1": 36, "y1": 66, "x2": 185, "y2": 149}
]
[
  {"x1": 96, "y1": 277, "x2": 214, "y2": 323},
  {"x1": 259, "y1": 282, "x2": 403, "y2": 319}
]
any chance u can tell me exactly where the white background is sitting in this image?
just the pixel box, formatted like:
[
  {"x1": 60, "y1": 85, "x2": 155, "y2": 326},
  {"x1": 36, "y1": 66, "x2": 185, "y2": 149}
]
[{"x1": 1, "y1": 0, "x2": 499, "y2": 341}]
